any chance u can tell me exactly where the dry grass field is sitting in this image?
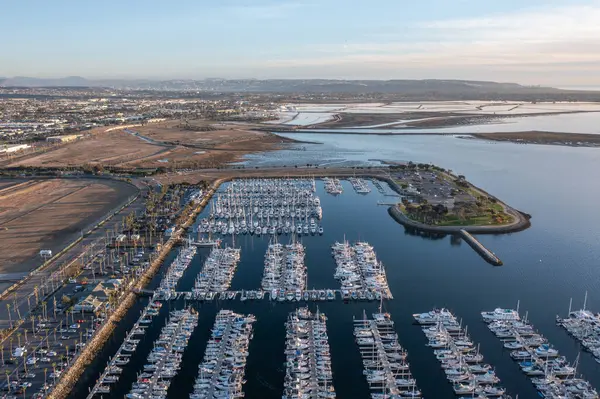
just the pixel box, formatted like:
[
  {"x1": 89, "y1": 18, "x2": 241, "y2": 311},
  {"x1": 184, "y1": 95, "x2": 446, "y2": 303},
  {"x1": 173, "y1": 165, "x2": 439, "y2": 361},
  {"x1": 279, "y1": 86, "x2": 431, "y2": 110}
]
[
  {"x1": 6, "y1": 121, "x2": 292, "y2": 169},
  {"x1": 0, "y1": 179, "x2": 137, "y2": 273}
]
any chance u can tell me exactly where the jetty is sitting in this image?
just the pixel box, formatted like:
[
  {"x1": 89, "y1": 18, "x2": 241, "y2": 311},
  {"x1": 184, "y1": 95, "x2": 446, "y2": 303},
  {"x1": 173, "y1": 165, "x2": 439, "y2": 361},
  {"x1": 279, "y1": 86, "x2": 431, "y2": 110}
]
[{"x1": 459, "y1": 230, "x2": 503, "y2": 266}]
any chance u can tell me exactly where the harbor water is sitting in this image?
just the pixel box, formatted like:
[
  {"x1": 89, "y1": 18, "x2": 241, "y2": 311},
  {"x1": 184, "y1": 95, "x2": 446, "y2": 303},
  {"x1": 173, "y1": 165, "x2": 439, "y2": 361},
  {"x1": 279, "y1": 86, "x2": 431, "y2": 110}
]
[{"x1": 71, "y1": 135, "x2": 600, "y2": 399}]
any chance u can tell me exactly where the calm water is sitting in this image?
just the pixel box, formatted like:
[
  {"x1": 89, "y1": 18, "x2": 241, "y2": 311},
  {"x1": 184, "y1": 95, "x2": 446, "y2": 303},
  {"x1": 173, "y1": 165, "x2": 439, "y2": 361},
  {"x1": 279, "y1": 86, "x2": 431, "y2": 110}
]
[{"x1": 72, "y1": 135, "x2": 600, "y2": 399}]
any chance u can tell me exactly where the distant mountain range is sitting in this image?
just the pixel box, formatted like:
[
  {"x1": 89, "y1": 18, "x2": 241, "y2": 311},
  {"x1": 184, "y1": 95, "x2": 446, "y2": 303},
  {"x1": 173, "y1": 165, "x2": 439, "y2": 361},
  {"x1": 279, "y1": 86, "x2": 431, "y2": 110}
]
[{"x1": 1, "y1": 77, "x2": 598, "y2": 98}]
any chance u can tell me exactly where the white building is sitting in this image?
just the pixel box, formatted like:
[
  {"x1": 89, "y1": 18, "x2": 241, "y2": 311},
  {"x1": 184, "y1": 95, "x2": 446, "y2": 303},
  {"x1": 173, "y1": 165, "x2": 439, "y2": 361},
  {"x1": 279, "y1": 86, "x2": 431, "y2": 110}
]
[{"x1": 0, "y1": 144, "x2": 30, "y2": 153}]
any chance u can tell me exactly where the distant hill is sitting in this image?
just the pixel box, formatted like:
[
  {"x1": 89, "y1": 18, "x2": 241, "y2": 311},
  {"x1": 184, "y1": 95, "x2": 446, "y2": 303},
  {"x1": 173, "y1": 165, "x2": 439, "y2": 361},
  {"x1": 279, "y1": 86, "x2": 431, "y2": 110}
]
[
  {"x1": 2, "y1": 77, "x2": 599, "y2": 100},
  {"x1": 2, "y1": 76, "x2": 91, "y2": 87}
]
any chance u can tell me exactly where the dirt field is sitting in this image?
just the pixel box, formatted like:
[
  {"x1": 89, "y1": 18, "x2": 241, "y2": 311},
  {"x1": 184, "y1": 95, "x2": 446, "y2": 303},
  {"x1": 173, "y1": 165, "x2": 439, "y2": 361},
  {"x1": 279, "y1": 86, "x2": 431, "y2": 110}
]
[
  {"x1": 0, "y1": 178, "x2": 137, "y2": 274},
  {"x1": 6, "y1": 121, "x2": 294, "y2": 169},
  {"x1": 7, "y1": 130, "x2": 168, "y2": 168}
]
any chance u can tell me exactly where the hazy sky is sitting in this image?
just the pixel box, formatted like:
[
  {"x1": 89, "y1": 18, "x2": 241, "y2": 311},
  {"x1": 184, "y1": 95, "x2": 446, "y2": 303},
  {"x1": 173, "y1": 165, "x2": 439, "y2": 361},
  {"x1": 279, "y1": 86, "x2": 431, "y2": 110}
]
[{"x1": 2, "y1": 0, "x2": 599, "y2": 85}]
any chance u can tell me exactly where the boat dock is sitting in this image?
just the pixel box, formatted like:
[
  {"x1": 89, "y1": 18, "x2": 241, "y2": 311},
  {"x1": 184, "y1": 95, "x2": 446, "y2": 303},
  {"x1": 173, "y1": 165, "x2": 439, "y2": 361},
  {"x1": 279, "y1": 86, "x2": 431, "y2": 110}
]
[
  {"x1": 556, "y1": 293, "x2": 600, "y2": 363},
  {"x1": 333, "y1": 241, "x2": 393, "y2": 300},
  {"x1": 415, "y1": 308, "x2": 507, "y2": 396},
  {"x1": 127, "y1": 308, "x2": 197, "y2": 398},
  {"x1": 354, "y1": 312, "x2": 421, "y2": 397},
  {"x1": 192, "y1": 246, "x2": 241, "y2": 298},
  {"x1": 482, "y1": 306, "x2": 598, "y2": 397},
  {"x1": 284, "y1": 308, "x2": 335, "y2": 398},
  {"x1": 152, "y1": 288, "x2": 390, "y2": 302},
  {"x1": 192, "y1": 310, "x2": 255, "y2": 399},
  {"x1": 460, "y1": 229, "x2": 503, "y2": 266},
  {"x1": 86, "y1": 301, "x2": 163, "y2": 398},
  {"x1": 156, "y1": 244, "x2": 197, "y2": 298}
]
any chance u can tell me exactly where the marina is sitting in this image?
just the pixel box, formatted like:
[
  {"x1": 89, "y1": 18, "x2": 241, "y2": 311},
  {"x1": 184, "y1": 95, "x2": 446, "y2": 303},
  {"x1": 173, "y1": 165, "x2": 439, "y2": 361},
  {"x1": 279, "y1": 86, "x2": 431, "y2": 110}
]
[
  {"x1": 354, "y1": 311, "x2": 421, "y2": 398},
  {"x1": 191, "y1": 310, "x2": 255, "y2": 399},
  {"x1": 70, "y1": 173, "x2": 600, "y2": 399},
  {"x1": 482, "y1": 306, "x2": 599, "y2": 398},
  {"x1": 415, "y1": 308, "x2": 508, "y2": 397},
  {"x1": 323, "y1": 177, "x2": 343, "y2": 195},
  {"x1": 196, "y1": 178, "x2": 324, "y2": 237},
  {"x1": 349, "y1": 177, "x2": 371, "y2": 194},
  {"x1": 333, "y1": 241, "x2": 393, "y2": 300},
  {"x1": 156, "y1": 244, "x2": 197, "y2": 299},
  {"x1": 87, "y1": 301, "x2": 164, "y2": 398},
  {"x1": 284, "y1": 307, "x2": 336, "y2": 399},
  {"x1": 261, "y1": 238, "x2": 307, "y2": 300},
  {"x1": 193, "y1": 246, "x2": 241, "y2": 298},
  {"x1": 556, "y1": 294, "x2": 600, "y2": 364},
  {"x1": 126, "y1": 308, "x2": 197, "y2": 399}
]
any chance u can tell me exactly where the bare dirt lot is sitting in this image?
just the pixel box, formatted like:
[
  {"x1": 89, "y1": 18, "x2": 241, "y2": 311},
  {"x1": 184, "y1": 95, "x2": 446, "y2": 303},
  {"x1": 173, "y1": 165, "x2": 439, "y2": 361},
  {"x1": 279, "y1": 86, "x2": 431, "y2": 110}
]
[
  {"x1": 0, "y1": 178, "x2": 137, "y2": 274},
  {"x1": 7, "y1": 130, "x2": 168, "y2": 168},
  {"x1": 6, "y1": 121, "x2": 294, "y2": 169}
]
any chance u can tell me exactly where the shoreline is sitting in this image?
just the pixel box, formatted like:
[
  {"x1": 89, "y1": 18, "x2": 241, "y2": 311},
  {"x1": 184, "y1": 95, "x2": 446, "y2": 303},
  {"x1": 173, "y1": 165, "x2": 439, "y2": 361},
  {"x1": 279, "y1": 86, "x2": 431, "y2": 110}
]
[{"x1": 378, "y1": 175, "x2": 531, "y2": 235}]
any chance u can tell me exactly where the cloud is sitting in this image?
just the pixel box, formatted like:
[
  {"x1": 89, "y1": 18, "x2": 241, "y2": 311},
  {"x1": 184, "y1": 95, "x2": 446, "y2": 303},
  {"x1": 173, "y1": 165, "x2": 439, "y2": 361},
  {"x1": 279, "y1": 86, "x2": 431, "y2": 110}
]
[{"x1": 257, "y1": 2, "x2": 600, "y2": 84}]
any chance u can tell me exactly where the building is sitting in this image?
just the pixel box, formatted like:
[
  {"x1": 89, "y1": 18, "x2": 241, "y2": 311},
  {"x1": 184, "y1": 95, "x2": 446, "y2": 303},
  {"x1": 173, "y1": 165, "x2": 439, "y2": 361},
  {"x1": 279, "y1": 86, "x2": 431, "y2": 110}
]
[
  {"x1": 73, "y1": 279, "x2": 122, "y2": 313},
  {"x1": 46, "y1": 134, "x2": 82, "y2": 143},
  {"x1": 0, "y1": 144, "x2": 30, "y2": 153}
]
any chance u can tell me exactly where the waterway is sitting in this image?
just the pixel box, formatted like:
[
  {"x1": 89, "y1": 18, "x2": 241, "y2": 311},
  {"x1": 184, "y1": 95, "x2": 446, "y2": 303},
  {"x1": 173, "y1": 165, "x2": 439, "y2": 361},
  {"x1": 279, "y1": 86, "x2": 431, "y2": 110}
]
[
  {"x1": 71, "y1": 134, "x2": 600, "y2": 399},
  {"x1": 303, "y1": 111, "x2": 600, "y2": 134}
]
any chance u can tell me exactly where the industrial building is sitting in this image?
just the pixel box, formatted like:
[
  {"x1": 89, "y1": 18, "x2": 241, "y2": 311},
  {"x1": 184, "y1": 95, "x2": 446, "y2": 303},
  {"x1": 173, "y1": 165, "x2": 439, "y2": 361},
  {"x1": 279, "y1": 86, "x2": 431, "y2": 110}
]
[{"x1": 46, "y1": 134, "x2": 82, "y2": 143}]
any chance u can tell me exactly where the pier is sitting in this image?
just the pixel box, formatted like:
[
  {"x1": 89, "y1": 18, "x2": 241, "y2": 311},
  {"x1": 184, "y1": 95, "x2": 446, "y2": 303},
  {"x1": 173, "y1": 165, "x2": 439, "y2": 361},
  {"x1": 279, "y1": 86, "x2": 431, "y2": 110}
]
[
  {"x1": 482, "y1": 306, "x2": 598, "y2": 397},
  {"x1": 459, "y1": 229, "x2": 503, "y2": 266},
  {"x1": 192, "y1": 310, "x2": 255, "y2": 399},
  {"x1": 86, "y1": 301, "x2": 163, "y2": 398},
  {"x1": 416, "y1": 308, "x2": 506, "y2": 396},
  {"x1": 151, "y1": 288, "x2": 390, "y2": 302},
  {"x1": 354, "y1": 312, "x2": 421, "y2": 397},
  {"x1": 284, "y1": 308, "x2": 335, "y2": 398}
]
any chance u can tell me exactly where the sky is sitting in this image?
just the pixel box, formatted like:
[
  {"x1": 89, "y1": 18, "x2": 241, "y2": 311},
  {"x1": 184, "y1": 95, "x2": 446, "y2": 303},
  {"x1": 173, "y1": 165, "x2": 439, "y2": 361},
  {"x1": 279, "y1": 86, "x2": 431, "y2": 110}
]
[{"x1": 2, "y1": 0, "x2": 600, "y2": 85}]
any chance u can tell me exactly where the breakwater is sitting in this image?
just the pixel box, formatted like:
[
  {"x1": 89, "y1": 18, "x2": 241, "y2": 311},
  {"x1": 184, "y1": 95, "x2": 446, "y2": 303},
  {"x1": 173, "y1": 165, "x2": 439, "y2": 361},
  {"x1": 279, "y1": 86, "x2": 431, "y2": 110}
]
[{"x1": 459, "y1": 229, "x2": 503, "y2": 266}]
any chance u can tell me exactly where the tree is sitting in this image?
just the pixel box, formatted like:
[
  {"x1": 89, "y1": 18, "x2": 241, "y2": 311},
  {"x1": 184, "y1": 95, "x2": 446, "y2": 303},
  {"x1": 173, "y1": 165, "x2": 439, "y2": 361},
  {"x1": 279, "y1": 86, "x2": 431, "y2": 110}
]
[{"x1": 6, "y1": 304, "x2": 11, "y2": 329}]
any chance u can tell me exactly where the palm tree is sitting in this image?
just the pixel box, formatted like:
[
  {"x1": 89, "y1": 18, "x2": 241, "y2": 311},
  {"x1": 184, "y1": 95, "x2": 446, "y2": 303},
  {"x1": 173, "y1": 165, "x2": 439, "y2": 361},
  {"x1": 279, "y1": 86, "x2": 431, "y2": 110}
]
[
  {"x1": 51, "y1": 362, "x2": 57, "y2": 383},
  {"x1": 23, "y1": 329, "x2": 28, "y2": 343},
  {"x1": 44, "y1": 368, "x2": 48, "y2": 387},
  {"x1": 5, "y1": 370, "x2": 10, "y2": 393},
  {"x1": 8, "y1": 338, "x2": 13, "y2": 356},
  {"x1": 16, "y1": 332, "x2": 21, "y2": 347},
  {"x1": 0, "y1": 344, "x2": 4, "y2": 365},
  {"x1": 13, "y1": 294, "x2": 21, "y2": 320},
  {"x1": 6, "y1": 304, "x2": 11, "y2": 328}
]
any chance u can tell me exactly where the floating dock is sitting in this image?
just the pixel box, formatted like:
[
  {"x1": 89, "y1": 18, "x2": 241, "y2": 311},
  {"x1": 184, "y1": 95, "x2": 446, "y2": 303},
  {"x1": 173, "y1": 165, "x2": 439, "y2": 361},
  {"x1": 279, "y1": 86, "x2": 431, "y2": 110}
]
[{"x1": 459, "y1": 229, "x2": 503, "y2": 266}]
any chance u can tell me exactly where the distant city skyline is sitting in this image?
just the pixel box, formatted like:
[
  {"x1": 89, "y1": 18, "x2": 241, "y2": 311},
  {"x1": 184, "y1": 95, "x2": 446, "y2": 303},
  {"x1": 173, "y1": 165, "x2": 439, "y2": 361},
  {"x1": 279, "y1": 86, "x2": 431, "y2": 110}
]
[{"x1": 2, "y1": 0, "x2": 600, "y2": 85}]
